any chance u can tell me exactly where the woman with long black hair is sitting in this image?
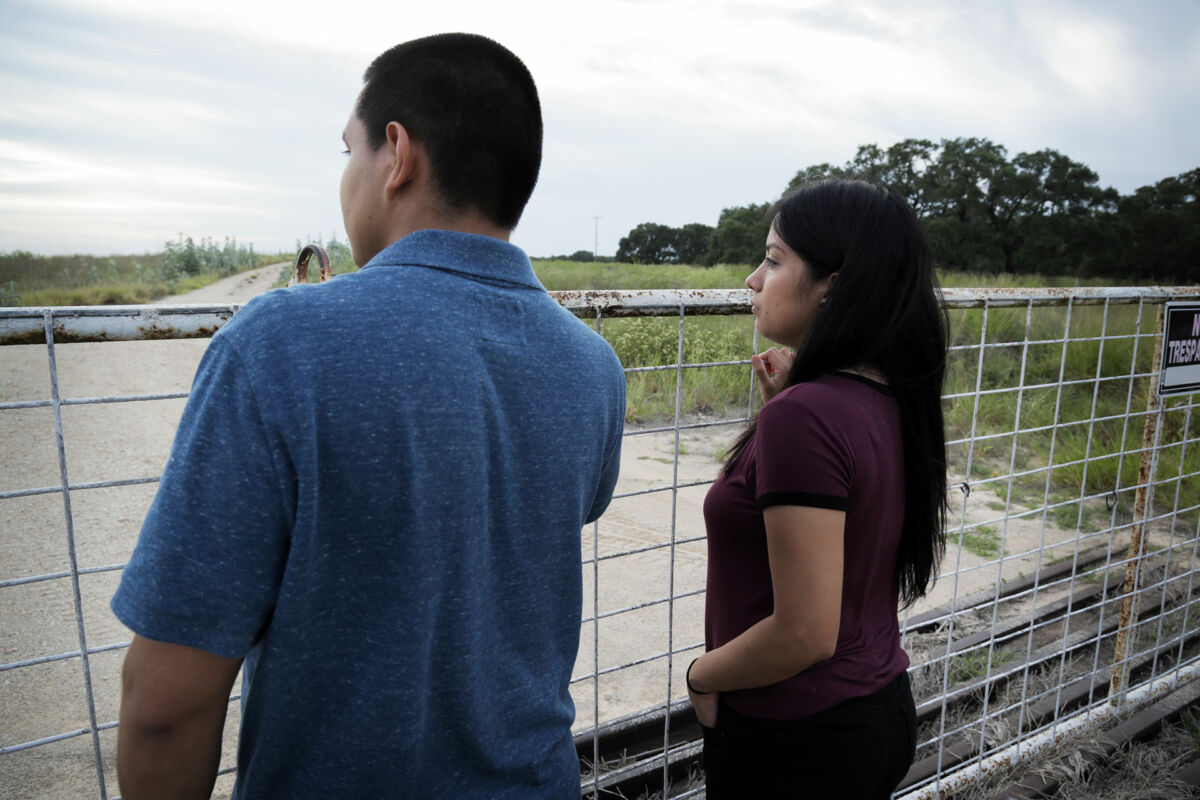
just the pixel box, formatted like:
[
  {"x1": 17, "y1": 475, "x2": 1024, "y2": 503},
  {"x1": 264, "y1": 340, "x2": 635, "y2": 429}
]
[{"x1": 686, "y1": 178, "x2": 948, "y2": 799}]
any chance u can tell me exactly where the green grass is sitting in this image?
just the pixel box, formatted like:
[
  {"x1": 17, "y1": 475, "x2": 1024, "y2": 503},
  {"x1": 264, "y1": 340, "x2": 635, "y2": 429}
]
[
  {"x1": 546, "y1": 261, "x2": 1197, "y2": 524},
  {"x1": 960, "y1": 524, "x2": 1004, "y2": 559},
  {"x1": 1052, "y1": 499, "x2": 1106, "y2": 533},
  {"x1": 1, "y1": 252, "x2": 169, "y2": 305},
  {"x1": 948, "y1": 646, "x2": 1017, "y2": 682},
  {"x1": 14, "y1": 280, "x2": 172, "y2": 306},
  {"x1": 532, "y1": 259, "x2": 749, "y2": 290},
  {"x1": 1, "y1": 242, "x2": 288, "y2": 306},
  {"x1": 943, "y1": 291, "x2": 1200, "y2": 530},
  {"x1": 936, "y1": 271, "x2": 1122, "y2": 289},
  {"x1": 590, "y1": 315, "x2": 756, "y2": 423}
]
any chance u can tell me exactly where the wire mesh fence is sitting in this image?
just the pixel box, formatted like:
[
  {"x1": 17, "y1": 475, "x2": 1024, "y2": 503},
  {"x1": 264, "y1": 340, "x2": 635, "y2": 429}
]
[{"x1": 2, "y1": 285, "x2": 1199, "y2": 799}]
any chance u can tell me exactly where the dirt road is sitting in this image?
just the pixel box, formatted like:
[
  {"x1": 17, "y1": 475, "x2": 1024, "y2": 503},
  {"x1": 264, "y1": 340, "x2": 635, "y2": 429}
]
[{"x1": 153, "y1": 264, "x2": 286, "y2": 305}]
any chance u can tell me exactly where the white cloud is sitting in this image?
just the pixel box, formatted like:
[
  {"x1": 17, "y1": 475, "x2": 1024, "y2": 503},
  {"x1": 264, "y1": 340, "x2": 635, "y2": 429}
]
[
  {"x1": 0, "y1": 141, "x2": 259, "y2": 193},
  {"x1": 1, "y1": 0, "x2": 1197, "y2": 257},
  {"x1": 0, "y1": 87, "x2": 230, "y2": 130},
  {"x1": 1024, "y1": 9, "x2": 1146, "y2": 106}
]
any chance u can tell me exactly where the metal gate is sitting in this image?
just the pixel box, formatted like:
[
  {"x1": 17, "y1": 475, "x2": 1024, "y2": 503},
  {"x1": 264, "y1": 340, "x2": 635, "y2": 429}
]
[{"x1": 3, "y1": 285, "x2": 1199, "y2": 799}]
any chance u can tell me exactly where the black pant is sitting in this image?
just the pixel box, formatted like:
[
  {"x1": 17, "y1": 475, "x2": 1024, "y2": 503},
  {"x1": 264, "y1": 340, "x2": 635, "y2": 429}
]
[{"x1": 702, "y1": 671, "x2": 917, "y2": 800}]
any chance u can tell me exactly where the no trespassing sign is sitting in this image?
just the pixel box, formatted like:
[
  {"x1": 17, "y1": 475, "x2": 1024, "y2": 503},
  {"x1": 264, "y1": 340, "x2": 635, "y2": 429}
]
[{"x1": 1160, "y1": 302, "x2": 1200, "y2": 397}]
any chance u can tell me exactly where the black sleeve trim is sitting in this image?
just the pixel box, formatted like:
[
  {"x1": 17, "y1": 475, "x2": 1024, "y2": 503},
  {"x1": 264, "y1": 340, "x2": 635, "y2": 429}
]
[{"x1": 757, "y1": 491, "x2": 848, "y2": 511}]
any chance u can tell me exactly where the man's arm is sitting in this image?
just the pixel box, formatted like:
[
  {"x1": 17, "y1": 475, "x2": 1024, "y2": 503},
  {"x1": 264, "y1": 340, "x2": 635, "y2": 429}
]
[{"x1": 117, "y1": 635, "x2": 243, "y2": 800}]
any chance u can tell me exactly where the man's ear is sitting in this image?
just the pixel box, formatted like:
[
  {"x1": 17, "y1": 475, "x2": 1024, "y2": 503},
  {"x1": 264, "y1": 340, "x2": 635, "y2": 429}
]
[{"x1": 384, "y1": 121, "x2": 415, "y2": 196}]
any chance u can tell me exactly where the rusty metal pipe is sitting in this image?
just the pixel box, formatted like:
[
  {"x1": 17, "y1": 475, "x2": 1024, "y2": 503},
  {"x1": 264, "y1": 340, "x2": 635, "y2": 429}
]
[
  {"x1": 937, "y1": 285, "x2": 1200, "y2": 308},
  {"x1": 8, "y1": 287, "x2": 1200, "y2": 345},
  {"x1": 290, "y1": 243, "x2": 333, "y2": 285},
  {"x1": 0, "y1": 305, "x2": 237, "y2": 345}
]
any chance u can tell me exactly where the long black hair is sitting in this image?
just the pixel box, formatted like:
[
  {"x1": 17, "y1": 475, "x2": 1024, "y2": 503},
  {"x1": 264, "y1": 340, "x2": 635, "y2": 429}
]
[{"x1": 726, "y1": 178, "x2": 948, "y2": 608}]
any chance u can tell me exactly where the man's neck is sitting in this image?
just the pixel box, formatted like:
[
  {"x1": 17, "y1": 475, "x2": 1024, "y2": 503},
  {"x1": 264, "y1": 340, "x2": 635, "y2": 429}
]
[
  {"x1": 390, "y1": 209, "x2": 511, "y2": 245},
  {"x1": 417, "y1": 218, "x2": 511, "y2": 243}
]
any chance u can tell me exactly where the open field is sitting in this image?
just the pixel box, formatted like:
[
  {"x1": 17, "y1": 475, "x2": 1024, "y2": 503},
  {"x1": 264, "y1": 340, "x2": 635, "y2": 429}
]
[
  {"x1": 586, "y1": 289, "x2": 1199, "y2": 525},
  {"x1": 0, "y1": 240, "x2": 287, "y2": 307}
]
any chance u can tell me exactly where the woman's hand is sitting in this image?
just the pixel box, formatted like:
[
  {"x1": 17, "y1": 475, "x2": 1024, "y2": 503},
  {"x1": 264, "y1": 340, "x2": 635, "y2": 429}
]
[
  {"x1": 688, "y1": 684, "x2": 719, "y2": 728},
  {"x1": 751, "y1": 347, "x2": 794, "y2": 403}
]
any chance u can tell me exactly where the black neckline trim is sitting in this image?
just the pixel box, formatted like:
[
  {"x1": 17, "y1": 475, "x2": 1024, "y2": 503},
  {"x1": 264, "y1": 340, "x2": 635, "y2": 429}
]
[{"x1": 829, "y1": 371, "x2": 895, "y2": 396}]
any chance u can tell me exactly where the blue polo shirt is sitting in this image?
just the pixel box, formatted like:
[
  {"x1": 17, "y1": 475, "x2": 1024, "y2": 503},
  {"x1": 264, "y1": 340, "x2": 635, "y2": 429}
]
[{"x1": 112, "y1": 230, "x2": 626, "y2": 799}]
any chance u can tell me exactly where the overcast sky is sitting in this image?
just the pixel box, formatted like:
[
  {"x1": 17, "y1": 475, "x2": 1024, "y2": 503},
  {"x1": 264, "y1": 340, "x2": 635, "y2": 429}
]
[{"x1": 2, "y1": 0, "x2": 1198, "y2": 259}]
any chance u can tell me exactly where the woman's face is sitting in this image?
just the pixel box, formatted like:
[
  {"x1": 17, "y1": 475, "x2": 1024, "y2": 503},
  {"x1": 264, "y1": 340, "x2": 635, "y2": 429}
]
[{"x1": 745, "y1": 225, "x2": 835, "y2": 349}]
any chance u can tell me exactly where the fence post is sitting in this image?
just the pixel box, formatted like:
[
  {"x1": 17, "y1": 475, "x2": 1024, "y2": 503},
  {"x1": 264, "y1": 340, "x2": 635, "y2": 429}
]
[
  {"x1": 1109, "y1": 302, "x2": 1166, "y2": 702},
  {"x1": 42, "y1": 310, "x2": 109, "y2": 799}
]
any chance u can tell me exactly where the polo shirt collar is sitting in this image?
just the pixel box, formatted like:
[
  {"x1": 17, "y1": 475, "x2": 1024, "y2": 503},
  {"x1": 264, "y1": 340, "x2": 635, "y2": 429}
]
[{"x1": 363, "y1": 228, "x2": 543, "y2": 290}]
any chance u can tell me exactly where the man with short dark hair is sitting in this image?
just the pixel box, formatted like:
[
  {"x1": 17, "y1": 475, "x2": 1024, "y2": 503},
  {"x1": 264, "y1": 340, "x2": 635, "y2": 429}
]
[{"x1": 113, "y1": 33, "x2": 625, "y2": 799}]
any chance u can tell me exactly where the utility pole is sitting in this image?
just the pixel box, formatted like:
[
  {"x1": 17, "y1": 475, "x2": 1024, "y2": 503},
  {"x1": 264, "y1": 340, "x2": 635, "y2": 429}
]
[{"x1": 593, "y1": 217, "x2": 600, "y2": 259}]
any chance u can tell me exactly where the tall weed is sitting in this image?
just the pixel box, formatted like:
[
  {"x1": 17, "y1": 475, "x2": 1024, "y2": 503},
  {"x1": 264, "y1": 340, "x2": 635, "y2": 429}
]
[{"x1": 1, "y1": 237, "x2": 277, "y2": 306}]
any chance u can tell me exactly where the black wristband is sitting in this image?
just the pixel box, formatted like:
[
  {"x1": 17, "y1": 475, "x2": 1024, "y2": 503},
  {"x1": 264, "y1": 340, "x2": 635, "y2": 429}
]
[{"x1": 686, "y1": 658, "x2": 712, "y2": 695}]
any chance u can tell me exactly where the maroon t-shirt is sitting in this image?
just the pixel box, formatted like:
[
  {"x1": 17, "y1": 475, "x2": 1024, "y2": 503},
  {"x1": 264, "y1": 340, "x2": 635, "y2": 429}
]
[{"x1": 703, "y1": 371, "x2": 909, "y2": 719}]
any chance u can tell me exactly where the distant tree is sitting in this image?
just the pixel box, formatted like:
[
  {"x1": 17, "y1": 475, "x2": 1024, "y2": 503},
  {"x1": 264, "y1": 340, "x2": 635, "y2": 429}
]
[
  {"x1": 675, "y1": 223, "x2": 715, "y2": 265},
  {"x1": 708, "y1": 204, "x2": 770, "y2": 266},
  {"x1": 617, "y1": 222, "x2": 677, "y2": 264},
  {"x1": 162, "y1": 233, "x2": 204, "y2": 284},
  {"x1": 619, "y1": 137, "x2": 1192, "y2": 281},
  {"x1": 569, "y1": 249, "x2": 596, "y2": 262},
  {"x1": 1002, "y1": 149, "x2": 1118, "y2": 275},
  {"x1": 861, "y1": 139, "x2": 940, "y2": 215},
  {"x1": 979, "y1": 146, "x2": 1041, "y2": 274},
  {"x1": 788, "y1": 140, "x2": 941, "y2": 216},
  {"x1": 913, "y1": 138, "x2": 1004, "y2": 271},
  {"x1": 785, "y1": 139, "x2": 1001, "y2": 269},
  {"x1": 1112, "y1": 168, "x2": 1200, "y2": 281},
  {"x1": 162, "y1": 232, "x2": 260, "y2": 285},
  {"x1": 785, "y1": 163, "x2": 846, "y2": 192}
]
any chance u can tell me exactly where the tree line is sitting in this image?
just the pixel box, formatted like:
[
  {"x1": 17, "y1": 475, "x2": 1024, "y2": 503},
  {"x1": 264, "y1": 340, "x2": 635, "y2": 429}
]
[
  {"x1": 615, "y1": 137, "x2": 1199, "y2": 281},
  {"x1": 162, "y1": 233, "x2": 259, "y2": 285}
]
